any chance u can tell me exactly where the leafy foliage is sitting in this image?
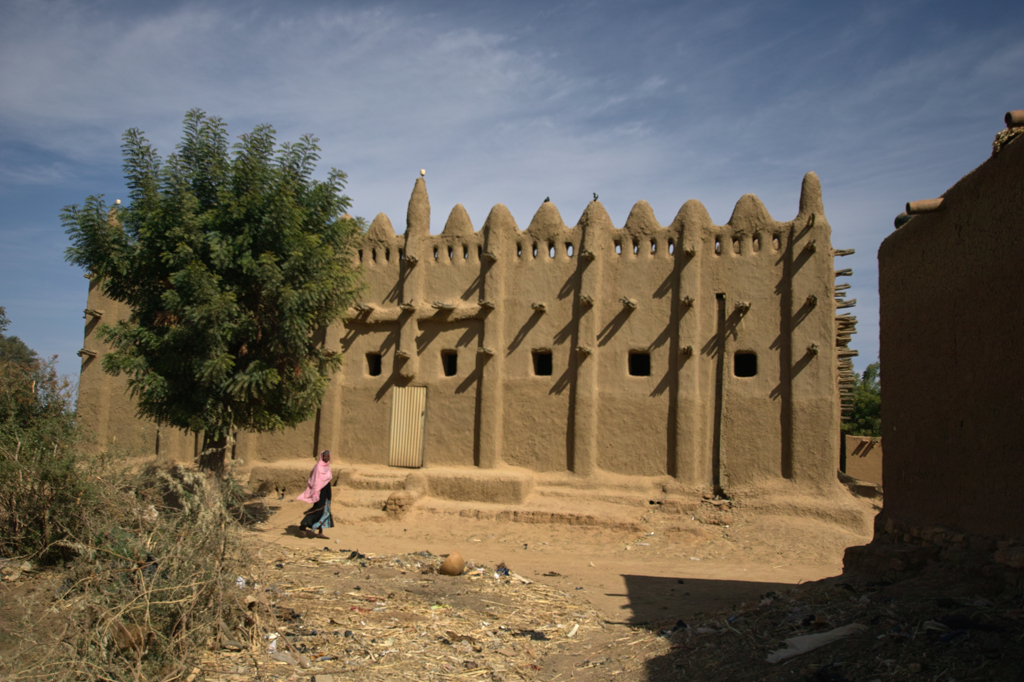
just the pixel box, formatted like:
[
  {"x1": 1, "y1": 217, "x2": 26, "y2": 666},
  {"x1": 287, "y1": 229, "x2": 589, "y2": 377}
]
[
  {"x1": 842, "y1": 361, "x2": 880, "y2": 437},
  {"x1": 62, "y1": 111, "x2": 362, "y2": 470}
]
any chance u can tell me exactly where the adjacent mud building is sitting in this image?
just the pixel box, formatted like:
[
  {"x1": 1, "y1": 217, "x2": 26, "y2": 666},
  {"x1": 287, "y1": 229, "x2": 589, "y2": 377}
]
[
  {"x1": 845, "y1": 111, "x2": 1024, "y2": 576},
  {"x1": 875, "y1": 114, "x2": 1024, "y2": 542},
  {"x1": 77, "y1": 173, "x2": 856, "y2": 499}
]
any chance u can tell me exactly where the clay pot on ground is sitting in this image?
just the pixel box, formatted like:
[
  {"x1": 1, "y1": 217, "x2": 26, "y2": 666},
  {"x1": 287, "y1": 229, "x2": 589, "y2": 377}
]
[{"x1": 438, "y1": 551, "x2": 465, "y2": 576}]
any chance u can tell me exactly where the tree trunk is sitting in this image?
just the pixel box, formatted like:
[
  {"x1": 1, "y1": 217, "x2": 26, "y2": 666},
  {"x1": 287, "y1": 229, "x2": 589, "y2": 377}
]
[{"x1": 199, "y1": 432, "x2": 228, "y2": 475}]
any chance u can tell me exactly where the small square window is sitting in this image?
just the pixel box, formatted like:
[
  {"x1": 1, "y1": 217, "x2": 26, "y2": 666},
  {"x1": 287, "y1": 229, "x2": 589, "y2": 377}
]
[
  {"x1": 734, "y1": 351, "x2": 757, "y2": 377},
  {"x1": 442, "y1": 350, "x2": 458, "y2": 377},
  {"x1": 628, "y1": 352, "x2": 651, "y2": 376},
  {"x1": 366, "y1": 352, "x2": 382, "y2": 377},
  {"x1": 533, "y1": 350, "x2": 553, "y2": 376}
]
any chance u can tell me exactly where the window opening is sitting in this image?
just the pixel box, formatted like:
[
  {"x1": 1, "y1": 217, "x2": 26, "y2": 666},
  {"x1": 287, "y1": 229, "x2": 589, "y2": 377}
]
[
  {"x1": 517, "y1": 243, "x2": 523, "y2": 258},
  {"x1": 442, "y1": 350, "x2": 458, "y2": 376},
  {"x1": 358, "y1": 249, "x2": 364, "y2": 262},
  {"x1": 714, "y1": 237, "x2": 722, "y2": 255},
  {"x1": 385, "y1": 248, "x2": 390, "y2": 262},
  {"x1": 734, "y1": 352, "x2": 757, "y2": 377},
  {"x1": 399, "y1": 248, "x2": 405, "y2": 259},
  {"x1": 532, "y1": 243, "x2": 538, "y2": 258},
  {"x1": 632, "y1": 239, "x2": 639, "y2": 255},
  {"x1": 446, "y1": 246, "x2": 453, "y2": 260},
  {"x1": 752, "y1": 235, "x2": 761, "y2": 252},
  {"x1": 532, "y1": 350, "x2": 553, "y2": 376},
  {"x1": 628, "y1": 351, "x2": 651, "y2": 376},
  {"x1": 548, "y1": 243, "x2": 555, "y2": 259},
  {"x1": 668, "y1": 239, "x2": 675, "y2": 254},
  {"x1": 614, "y1": 240, "x2": 622, "y2": 255},
  {"x1": 732, "y1": 237, "x2": 741, "y2": 254},
  {"x1": 651, "y1": 240, "x2": 657, "y2": 254},
  {"x1": 463, "y1": 245, "x2": 469, "y2": 260},
  {"x1": 372, "y1": 248, "x2": 377, "y2": 263},
  {"x1": 433, "y1": 246, "x2": 439, "y2": 260},
  {"x1": 478, "y1": 245, "x2": 483, "y2": 259},
  {"x1": 366, "y1": 352, "x2": 382, "y2": 377},
  {"x1": 566, "y1": 243, "x2": 574, "y2": 257},
  {"x1": 772, "y1": 233, "x2": 781, "y2": 251}
]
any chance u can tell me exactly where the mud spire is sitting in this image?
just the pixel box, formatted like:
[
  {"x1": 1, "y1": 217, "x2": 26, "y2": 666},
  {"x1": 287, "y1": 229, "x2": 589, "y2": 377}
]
[
  {"x1": 406, "y1": 177, "x2": 430, "y2": 237},
  {"x1": 798, "y1": 172, "x2": 825, "y2": 218}
]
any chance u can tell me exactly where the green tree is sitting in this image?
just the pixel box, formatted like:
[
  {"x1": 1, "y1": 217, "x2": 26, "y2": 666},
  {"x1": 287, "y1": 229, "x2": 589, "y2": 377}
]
[
  {"x1": 63, "y1": 110, "x2": 362, "y2": 473},
  {"x1": 0, "y1": 306, "x2": 67, "y2": 431},
  {"x1": 842, "y1": 361, "x2": 880, "y2": 437}
]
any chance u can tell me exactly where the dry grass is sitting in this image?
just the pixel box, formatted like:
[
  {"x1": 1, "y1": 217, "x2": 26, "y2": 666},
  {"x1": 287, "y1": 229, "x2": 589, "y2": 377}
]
[
  {"x1": 1, "y1": 465, "x2": 254, "y2": 682},
  {"x1": 196, "y1": 545, "x2": 623, "y2": 681}
]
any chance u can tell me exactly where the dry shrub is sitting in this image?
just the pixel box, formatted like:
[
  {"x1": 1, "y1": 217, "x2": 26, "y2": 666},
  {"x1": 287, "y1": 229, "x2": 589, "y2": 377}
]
[
  {"x1": 0, "y1": 356, "x2": 95, "y2": 564},
  {"x1": 2, "y1": 465, "x2": 251, "y2": 682}
]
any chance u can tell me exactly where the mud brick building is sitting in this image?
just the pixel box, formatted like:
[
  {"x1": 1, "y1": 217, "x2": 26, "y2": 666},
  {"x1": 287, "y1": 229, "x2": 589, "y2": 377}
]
[{"x1": 78, "y1": 173, "x2": 856, "y2": 501}]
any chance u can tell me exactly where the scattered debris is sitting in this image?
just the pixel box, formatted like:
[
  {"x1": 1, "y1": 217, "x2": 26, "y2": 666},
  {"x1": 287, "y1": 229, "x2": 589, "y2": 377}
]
[{"x1": 765, "y1": 623, "x2": 868, "y2": 663}]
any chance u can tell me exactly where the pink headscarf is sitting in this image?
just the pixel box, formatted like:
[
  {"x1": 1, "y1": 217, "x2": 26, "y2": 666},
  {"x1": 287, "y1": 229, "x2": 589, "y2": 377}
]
[{"x1": 296, "y1": 451, "x2": 332, "y2": 503}]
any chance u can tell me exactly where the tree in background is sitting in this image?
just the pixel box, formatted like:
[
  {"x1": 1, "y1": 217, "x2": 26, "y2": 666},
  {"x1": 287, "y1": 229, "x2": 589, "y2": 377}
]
[
  {"x1": 63, "y1": 111, "x2": 362, "y2": 473},
  {"x1": 0, "y1": 307, "x2": 39, "y2": 368},
  {"x1": 842, "y1": 361, "x2": 881, "y2": 437},
  {"x1": 0, "y1": 306, "x2": 69, "y2": 433}
]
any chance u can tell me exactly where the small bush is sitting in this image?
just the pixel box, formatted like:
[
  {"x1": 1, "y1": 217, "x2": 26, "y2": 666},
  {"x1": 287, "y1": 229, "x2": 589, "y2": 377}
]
[{"x1": 0, "y1": 353, "x2": 104, "y2": 564}]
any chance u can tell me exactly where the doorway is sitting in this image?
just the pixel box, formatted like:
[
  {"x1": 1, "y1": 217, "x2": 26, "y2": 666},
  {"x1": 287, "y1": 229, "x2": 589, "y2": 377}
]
[{"x1": 388, "y1": 386, "x2": 427, "y2": 468}]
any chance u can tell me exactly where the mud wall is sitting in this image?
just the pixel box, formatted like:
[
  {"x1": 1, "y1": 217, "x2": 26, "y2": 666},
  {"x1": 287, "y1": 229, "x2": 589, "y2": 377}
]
[
  {"x1": 77, "y1": 173, "x2": 847, "y2": 496},
  {"x1": 878, "y1": 133, "x2": 1024, "y2": 537},
  {"x1": 843, "y1": 435, "x2": 882, "y2": 486}
]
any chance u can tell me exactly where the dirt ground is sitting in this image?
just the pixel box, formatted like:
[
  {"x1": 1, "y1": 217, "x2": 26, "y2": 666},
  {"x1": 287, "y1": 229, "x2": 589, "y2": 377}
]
[
  {"x1": 255, "y1": 496, "x2": 875, "y2": 626},
  {"x1": 223, "y1": 493, "x2": 1024, "y2": 682},
  {"x1": 169, "y1": 492, "x2": 877, "y2": 681},
  {"x1": 5, "y1": 488, "x2": 1022, "y2": 681}
]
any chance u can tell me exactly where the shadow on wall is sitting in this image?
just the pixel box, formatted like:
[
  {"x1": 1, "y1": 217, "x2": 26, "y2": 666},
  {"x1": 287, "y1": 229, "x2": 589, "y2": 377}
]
[{"x1": 842, "y1": 435, "x2": 882, "y2": 486}]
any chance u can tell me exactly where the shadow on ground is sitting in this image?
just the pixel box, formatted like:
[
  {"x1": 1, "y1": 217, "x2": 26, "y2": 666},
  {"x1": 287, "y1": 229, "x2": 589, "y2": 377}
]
[{"x1": 616, "y1": 574, "x2": 793, "y2": 626}]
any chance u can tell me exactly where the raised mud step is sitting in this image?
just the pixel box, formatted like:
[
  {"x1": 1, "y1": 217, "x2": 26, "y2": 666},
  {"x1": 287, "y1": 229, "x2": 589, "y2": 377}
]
[
  {"x1": 333, "y1": 489, "x2": 392, "y2": 511},
  {"x1": 338, "y1": 468, "x2": 408, "y2": 491},
  {"x1": 532, "y1": 485, "x2": 698, "y2": 512},
  {"x1": 404, "y1": 468, "x2": 534, "y2": 505},
  {"x1": 247, "y1": 463, "x2": 319, "y2": 496},
  {"x1": 248, "y1": 464, "x2": 409, "y2": 496}
]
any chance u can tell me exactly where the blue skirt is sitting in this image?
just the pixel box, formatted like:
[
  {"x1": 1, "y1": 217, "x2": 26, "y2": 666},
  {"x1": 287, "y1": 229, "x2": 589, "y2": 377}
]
[{"x1": 300, "y1": 499, "x2": 333, "y2": 530}]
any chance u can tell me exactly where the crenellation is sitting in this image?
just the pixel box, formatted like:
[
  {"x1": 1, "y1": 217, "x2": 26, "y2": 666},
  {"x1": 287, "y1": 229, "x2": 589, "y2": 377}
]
[
  {"x1": 726, "y1": 193, "x2": 774, "y2": 234},
  {"x1": 365, "y1": 212, "x2": 397, "y2": 243},
  {"x1": 622, "y1": 199, "x2": 662, "y2": 236}
]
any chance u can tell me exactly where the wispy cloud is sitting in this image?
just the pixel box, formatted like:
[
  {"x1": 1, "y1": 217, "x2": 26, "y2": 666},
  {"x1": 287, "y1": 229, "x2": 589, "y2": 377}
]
[
  {"x1": 0, "y1": 161, "x2": 72, "y2": 185},
  {"x1": 1, "y1": 0, "x2": 1021, "y2": 377}
]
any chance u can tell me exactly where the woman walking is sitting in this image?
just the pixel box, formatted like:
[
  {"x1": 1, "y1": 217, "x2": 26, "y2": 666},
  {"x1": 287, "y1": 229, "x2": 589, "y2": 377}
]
[{"x1": 297, "y1": 450, "x2": 334, "y2": 538}]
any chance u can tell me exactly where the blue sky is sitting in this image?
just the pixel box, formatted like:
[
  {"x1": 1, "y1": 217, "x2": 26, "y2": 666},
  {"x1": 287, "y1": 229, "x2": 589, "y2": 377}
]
[{"x1": 1, "y1": 0, "x2": 1021, "y2": 383}]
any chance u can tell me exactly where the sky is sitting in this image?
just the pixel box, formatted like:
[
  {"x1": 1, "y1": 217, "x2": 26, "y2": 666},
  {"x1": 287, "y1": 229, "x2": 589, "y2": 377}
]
[{"x1": 1, "y1": 0, "x2": 1022, "y2": 384}]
